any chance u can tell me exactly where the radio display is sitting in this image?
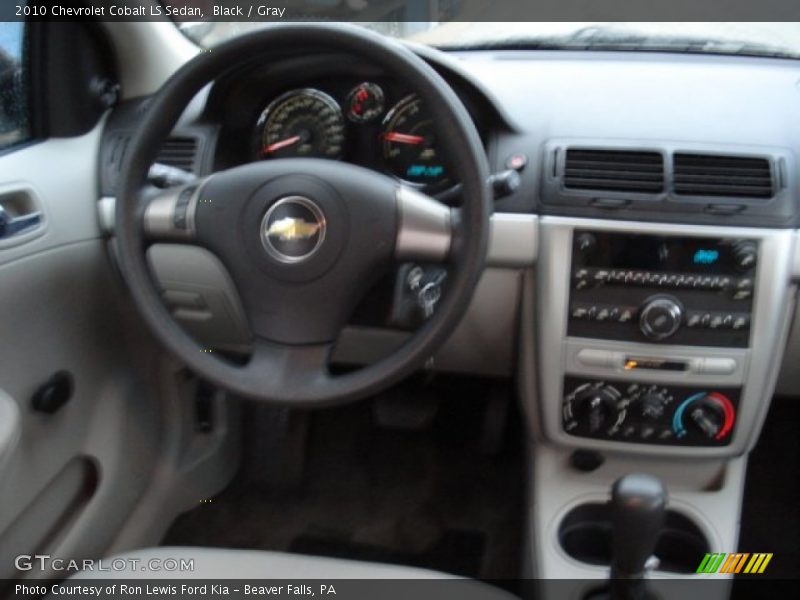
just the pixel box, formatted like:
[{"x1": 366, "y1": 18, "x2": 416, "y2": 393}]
[{"x1": 574, "y1": 232, "x2": 748, "y2": 275}]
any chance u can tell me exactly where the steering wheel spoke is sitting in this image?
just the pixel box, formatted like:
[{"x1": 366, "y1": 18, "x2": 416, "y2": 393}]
[
  {"x1": 142, "y1": 181, "x2": 204, "y2": 242},
  {"x1": 395, "y1": 185, "x2": 453, "y2": 263}
]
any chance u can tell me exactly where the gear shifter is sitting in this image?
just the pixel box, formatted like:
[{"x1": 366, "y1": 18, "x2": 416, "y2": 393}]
[{"x1": 609, "y1": 473, "x2": 667, "y2": 600}]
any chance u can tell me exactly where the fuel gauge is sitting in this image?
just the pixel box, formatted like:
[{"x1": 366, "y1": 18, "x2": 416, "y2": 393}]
[{"x1": 345, "y1": 82, "x2": 384, "y2": 123}]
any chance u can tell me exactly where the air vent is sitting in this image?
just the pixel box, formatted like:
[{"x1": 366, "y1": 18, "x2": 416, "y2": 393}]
[
  {"x1": 673, "y1": 153, "x2": 773, "y2": 199},
  {"x1": 156, "y1": 137, "x2": 198, "y2": 172},
  {"x1": 563, "y1": 149, "x2": 664, "y2": 194}
]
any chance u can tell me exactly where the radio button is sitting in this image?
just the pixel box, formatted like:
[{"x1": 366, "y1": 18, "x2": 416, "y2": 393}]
[
  {"x1": 618, "y1": 308, "x2": 634, "y2": 323},
  {"x1": 699, "y1": 358, "x2": 737, "y2": 375},
  {"x1": 576, "y1": 349, "x2": 613, "y2": 368},
  {"x1": 571, "y1": 304, "x2": 590, "y2": 319},
  {"x1": 732, "y1": 315, "x2": 750, "y2": 330}
]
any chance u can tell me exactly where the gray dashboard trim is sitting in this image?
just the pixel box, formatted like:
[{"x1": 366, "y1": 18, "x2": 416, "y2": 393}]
[{"x1": 488, "y1": 212, "x2": 538, "y2": 266}]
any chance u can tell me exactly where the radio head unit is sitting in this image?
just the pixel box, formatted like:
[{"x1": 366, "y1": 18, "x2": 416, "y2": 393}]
[{"x1": 568, "y1": 231, "x2": 757, "y2": 348}]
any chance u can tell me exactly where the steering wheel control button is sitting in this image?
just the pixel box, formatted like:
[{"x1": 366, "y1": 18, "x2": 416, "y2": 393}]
[
  {"x1": 173, "y1": 185, "x2": 197, "y2": 230},
  {"x1": 261, "y1": 196, "x2": 326, "y2": 264}
]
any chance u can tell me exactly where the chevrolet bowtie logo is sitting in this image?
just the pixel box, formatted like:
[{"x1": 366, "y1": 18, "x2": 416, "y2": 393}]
[{"x1": 266, "y1": 217, "x2": 322, "y2": 241}]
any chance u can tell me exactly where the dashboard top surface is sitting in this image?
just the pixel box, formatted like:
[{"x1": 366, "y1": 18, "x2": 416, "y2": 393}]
[{"x1": 104, "y1": 47, "x2": 800, "y2": 226}]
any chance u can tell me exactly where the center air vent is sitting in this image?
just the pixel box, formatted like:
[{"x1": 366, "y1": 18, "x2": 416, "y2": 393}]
[
  {"x1": 563, "y1": 149, "x2": 665, "y2": 194},
  {"x1": 156, "y1": 137, "x2": 199, "y2": 172},
  {"x1": 673, "y1": 153, "x2": 773, "y2": 199}
]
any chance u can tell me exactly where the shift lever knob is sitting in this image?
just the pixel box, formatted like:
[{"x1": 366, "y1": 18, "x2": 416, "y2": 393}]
[{"x1": 610, "y1": 473, "x2": 667, "y2": 580}]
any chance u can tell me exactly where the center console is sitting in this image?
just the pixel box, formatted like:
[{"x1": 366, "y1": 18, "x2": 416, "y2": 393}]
[
  {"x1": 535, "y1": 217, "x2": 797, "y2": 458},
  {"x1": 522, "y1": 216, "x2": 798, "y2": 586},
  {"x1": 562, "y1": 230, "x2": 757, "y2": 449}
]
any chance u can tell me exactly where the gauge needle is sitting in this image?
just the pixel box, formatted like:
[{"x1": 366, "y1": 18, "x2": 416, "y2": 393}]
[
  {"x1": 263, "y1": 135, "x2": 302, "y2": 154},
  {"x1": 383, "y1": 131, "x2": 425, "y2": 145}
]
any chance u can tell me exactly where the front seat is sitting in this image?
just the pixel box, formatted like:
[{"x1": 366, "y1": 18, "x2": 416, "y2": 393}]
[{"x1": 65, "y1": 547, "x2": 515, "y2": 597}]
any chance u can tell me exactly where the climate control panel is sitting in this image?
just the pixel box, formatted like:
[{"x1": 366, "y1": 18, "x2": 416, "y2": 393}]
[{"x1": 562, "y1": 376, "x2": 739, "y2": 446}]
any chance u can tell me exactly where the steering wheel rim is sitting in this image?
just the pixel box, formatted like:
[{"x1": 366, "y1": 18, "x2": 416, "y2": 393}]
[{"x1": 116, "y1": 23, "x2": 491, "y2": 406}]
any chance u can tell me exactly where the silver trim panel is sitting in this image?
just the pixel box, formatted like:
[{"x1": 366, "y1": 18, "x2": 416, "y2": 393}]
[
  {"x1": 488, "y1": 213, "x2": 538, "y2": 267},
  {"x1": 143, "y1": 183, "x2": 201, "y2": 240},
  {"x1": 394, "y1": 186, "x2": 451, "y2": 262},
  {"x1": 532, "y1": 216, "x2": 798, "y2": 458}
]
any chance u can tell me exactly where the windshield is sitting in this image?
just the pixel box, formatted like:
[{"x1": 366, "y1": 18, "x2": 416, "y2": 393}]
[{"x1": 179, "y1": 19, "x2": 800, "y2": 60}]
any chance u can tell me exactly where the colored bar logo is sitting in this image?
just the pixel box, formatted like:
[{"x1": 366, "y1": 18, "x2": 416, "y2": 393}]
[{"x1": 696, "y1": 552, "x2": 773, "y2": 574}]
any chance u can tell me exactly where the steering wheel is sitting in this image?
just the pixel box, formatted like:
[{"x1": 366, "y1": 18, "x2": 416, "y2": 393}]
[{"x1": 115, "y1": 24, "x2": 490, "y2": 406}]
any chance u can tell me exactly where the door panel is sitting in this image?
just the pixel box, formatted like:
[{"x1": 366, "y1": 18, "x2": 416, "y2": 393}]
[{"x1": 0, "y1": 122, "x2": 161, "y2": 579}]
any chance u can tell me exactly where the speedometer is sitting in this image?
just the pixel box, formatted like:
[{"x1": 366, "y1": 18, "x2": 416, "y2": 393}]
[
  {"x1": 382, "y1": 95, "x2": 449, "y2": 188},
  {"x1": 257, "y1": 89, "x2": 345, "y2": 160}
]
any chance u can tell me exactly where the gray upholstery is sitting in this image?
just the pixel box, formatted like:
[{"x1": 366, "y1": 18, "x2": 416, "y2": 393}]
[
  {"x1": 71, "y1": 546, "x2": 458, "y2": 579},
  {"x1": 54, "y1": 547, "x2": 518, "y2": 600}
]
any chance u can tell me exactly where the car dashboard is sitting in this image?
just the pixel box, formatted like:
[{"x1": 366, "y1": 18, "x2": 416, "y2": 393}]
[{"x1": 91, "y1": 38, "x2": 800, "y2": 585}]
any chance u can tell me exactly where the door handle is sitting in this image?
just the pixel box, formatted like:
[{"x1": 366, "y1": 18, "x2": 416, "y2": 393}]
[{"x1": 0, "y1": 203, "x2": 42, "y2": 239}]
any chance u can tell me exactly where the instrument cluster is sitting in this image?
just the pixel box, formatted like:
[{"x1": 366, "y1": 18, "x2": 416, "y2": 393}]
[{"x1": 251, "y1": 82, "x2": 453, "y2": 192}]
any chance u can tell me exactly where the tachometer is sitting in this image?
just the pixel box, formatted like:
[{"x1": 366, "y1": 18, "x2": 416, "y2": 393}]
[
  {"x1": 382, "y1": 95, "x2": 449, "y2": 188},
  {"x1": 257, "y1": 89, "x2": 345, "y2": 160}
]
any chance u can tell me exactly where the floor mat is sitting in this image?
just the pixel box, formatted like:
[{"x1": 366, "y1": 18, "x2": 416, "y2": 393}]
[
  {"x1": 736, "y1": 396, "x2": 800, "y2": 580},
  {"x1": 163, "y1": 377, "x2": 523, "y2": 579}
]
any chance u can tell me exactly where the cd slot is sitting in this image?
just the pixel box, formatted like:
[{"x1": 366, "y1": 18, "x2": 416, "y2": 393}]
[
  {"x1": 575, "y1": 348, "x2": 738, "y2": 376},
  {"x1": 623, "y1": 357, "x2": 689, "y2": 372}
]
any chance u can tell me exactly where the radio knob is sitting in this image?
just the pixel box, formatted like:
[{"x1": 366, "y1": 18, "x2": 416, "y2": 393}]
[
  {"x1": 733, "y1": 241, "x2": 757, "y2": 272},
  {"x1": 575, "y1": 232, "x2": 597, "y2": 254},
  {"x1": 639, "y1": 296, "x2": 683, "y2": 341}
]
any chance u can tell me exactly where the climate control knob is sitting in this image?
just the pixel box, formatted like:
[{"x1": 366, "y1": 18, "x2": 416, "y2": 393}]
[
  {"x1": 639, "y1": 392, "x2": 668, "y2": 419},
  {"x1": 639, "y1": 296, "x2": 683, "y2": 340},
  {"x1": 673, "y1": 392, "x2": 736, "y2": 441},
  {"x1": 564, "y1": 383, "x2": 624, "y2": 436}
]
